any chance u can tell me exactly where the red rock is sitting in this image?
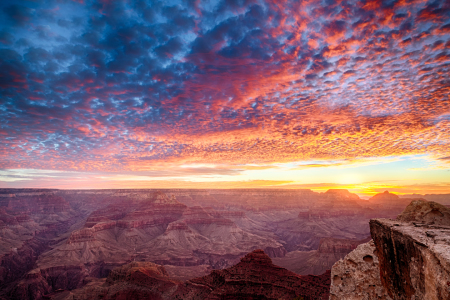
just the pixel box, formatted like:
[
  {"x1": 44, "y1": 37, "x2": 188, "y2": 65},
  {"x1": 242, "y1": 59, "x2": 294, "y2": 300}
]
[
  {"x1": 318, "y1": 237, "x2": 368, "y2": 254},
  {"x1": 179, "y1": 249, "x2": 330, "y2": 300},
  {"x1": 53, "y1": 250, "x2": 330, "y2": 300}
]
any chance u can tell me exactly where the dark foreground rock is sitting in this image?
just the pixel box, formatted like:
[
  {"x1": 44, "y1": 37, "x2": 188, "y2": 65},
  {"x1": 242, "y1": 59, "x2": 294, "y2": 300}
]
[
  {"x1": 49, "y1": 250, "x2": 330, "y2": 300},
  {"x1": 182, "y1": 249, "x2": 330, "y2": 300}
]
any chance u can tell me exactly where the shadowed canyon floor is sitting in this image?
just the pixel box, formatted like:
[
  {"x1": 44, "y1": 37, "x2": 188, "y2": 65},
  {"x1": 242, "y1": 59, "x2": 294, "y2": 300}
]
[{"x1": 1, "y1": 188, "x2": 447, "y2": 299}]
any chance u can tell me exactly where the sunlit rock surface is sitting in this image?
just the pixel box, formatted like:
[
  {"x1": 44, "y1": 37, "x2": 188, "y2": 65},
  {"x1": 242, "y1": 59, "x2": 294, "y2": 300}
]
[
  {"x1": 329, "y1": 240, "x2": 392, "y2": 300},
  {"x1": 330, "y1": 200, "x2": 450, "y2": 300},
  {"x1": 370, "y1": 201, "x2": 450, "y2": 300}
]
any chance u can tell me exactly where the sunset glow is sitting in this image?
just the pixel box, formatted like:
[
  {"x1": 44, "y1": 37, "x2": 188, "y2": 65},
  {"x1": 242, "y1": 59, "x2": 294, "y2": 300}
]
[{"x1": 1, "y1": 0, "x2": 449, "y2": 195}]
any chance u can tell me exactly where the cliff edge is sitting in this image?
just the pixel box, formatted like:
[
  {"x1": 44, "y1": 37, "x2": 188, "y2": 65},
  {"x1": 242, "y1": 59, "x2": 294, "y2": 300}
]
[{"x1": 330, "y1": 199, "x2": 450, "y2": 300}]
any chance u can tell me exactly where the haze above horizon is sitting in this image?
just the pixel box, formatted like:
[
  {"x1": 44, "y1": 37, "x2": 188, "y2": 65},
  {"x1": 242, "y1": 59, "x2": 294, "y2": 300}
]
[{"x1": 1, "y1": 0, "x2": 449, "y2": 196}]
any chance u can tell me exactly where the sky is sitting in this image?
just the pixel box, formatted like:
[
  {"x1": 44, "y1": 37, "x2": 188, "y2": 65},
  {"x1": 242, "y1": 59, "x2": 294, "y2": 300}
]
[{"x1": 0, "y1": 0, "x2": 449, "y2": 197}]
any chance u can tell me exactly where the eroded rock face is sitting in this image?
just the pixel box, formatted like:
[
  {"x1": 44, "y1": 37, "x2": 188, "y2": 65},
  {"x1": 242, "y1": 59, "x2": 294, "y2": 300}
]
[
  {"x1": 368, "y1": 200, "x2": 450, "y2": 300},
  {"x1": 331, "y1": 200, "x2": 450, "y2": 300},
  {"x1": 329, "y1": 240, "x2": 392, "y2": 300},
  {"x1": 370, "y1": 218, "x2": 450, "y2": 300}
]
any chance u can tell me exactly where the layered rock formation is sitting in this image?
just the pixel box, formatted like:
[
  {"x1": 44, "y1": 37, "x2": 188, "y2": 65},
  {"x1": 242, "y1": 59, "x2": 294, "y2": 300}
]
[
  {"x1": 52, "y1": 250, "x2": 331, "y2": 300},
  {"x1": 395, "y1": 199, "x2": 450, "y2": 225},
  {"x1": 180, "y1": 249, "x2": 330, "y2": 300},
  {"x1": 19, "y1": 191, "x2": 287, "y2": 297},
  {"x1": 0, "y1": 187, "x2": 401, "y2": 299},
  {"x1": 0, "y1": 191, "x2": 85, "y2": 297},
  {"x1": 330, "y1": 199, "x2": 450, "y2": 300}
]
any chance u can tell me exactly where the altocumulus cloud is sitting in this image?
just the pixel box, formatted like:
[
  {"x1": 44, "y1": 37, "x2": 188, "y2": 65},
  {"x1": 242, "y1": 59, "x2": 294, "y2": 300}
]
[{"x1": 0, "y1": 0, "x2": 449, "y2": 172}]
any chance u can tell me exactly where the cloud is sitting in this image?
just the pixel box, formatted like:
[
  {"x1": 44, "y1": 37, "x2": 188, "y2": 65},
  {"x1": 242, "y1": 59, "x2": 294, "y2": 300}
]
[
  {"x1": 3, "y1": 4, "x2": 34, "y2": 26},
  {"x1": 0, "y1": 0, "x2": 449, "y2": 174}
]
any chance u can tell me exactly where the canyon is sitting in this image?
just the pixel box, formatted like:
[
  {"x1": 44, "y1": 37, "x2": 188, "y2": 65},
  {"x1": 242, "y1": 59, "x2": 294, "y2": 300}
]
[
  {"x1": 0, "y1": 188, "x2": 446, "y2": 299},
  {"x1": 51, "y1": 249, "x2": 330, "y2": 300}
]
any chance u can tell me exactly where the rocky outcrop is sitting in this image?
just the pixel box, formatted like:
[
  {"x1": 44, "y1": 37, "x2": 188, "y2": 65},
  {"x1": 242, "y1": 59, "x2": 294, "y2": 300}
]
[
  {"x1": 330, "y1": 200, "x2": 450, "y2": 300},
  {"x1": 67, "y1": 228, "x2": 95, "y2": 244},
  {"x1": 329, "y1": 240, "x2": 392, "y2": 300},
  {"x1": 395, "y1": 199, "x2": 450, "y2": 225},
  {"x1": 370, "y1": 201, "x2": 450, "y2": 300}
]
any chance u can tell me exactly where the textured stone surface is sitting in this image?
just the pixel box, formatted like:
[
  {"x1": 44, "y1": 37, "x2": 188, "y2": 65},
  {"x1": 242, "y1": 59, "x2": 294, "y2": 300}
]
[
  {"x1": 330, "y1": 200, "x2": 450, "y2": 300},
  {"x1": 370, "y1": 218, "x2": 450, "y2": 300},
  {"x1": 396, "y1": 199, "x2": 450, "y2": 225},
  {"x1": 369, "y1": 199, "x2": 450, "y2": 300},
  {"x1": 329, "y1": 240, "x2": 392, "y2": 300}
]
